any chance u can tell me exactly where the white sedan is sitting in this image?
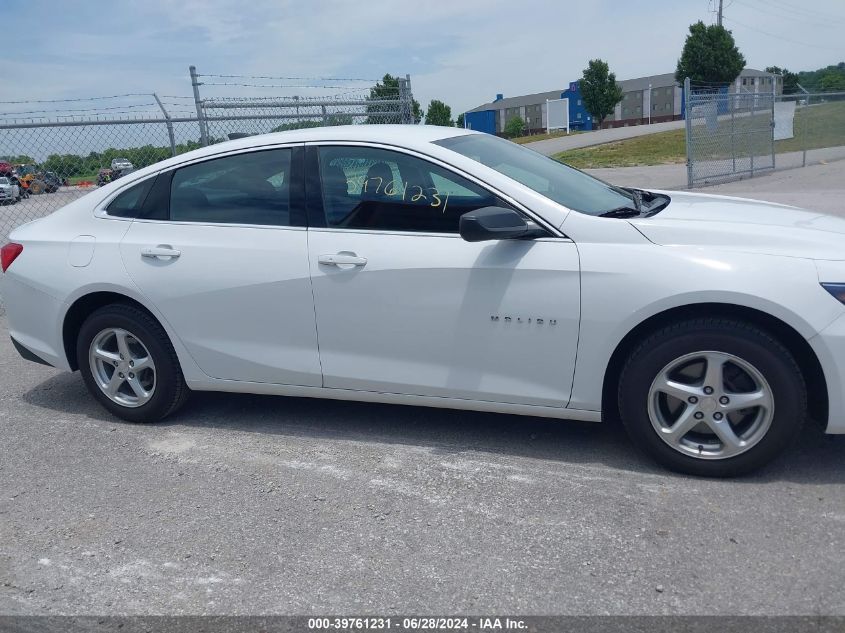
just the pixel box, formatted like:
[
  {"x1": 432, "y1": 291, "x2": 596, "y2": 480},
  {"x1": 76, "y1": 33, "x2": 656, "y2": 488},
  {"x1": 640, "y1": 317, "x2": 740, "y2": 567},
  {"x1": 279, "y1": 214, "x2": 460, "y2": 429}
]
[{"x1": 2, "y1": 125, "x2": 843, "y2": 476}]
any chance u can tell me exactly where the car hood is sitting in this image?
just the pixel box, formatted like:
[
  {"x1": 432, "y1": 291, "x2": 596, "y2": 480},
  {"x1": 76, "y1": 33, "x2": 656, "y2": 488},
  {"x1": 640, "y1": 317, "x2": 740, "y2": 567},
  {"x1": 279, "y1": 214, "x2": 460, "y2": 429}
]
[{"x1": 629, "y1": 191, "x2": 845, "y2": 261}]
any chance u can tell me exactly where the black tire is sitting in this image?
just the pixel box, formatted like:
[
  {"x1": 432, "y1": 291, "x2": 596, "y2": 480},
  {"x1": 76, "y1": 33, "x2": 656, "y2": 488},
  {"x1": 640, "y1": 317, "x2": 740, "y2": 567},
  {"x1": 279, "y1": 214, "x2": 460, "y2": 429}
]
[
  {"x1": 76, "y1": 303, "x2": 189, "y2": 423},
  {"x1": 618, "y1": 318, "x2": 806, "y2": 477}
]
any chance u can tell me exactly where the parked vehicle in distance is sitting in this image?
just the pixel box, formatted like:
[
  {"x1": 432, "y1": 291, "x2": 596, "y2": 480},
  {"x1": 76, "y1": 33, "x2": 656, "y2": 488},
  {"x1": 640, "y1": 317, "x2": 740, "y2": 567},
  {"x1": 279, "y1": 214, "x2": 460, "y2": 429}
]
[
  {"x1": 96, "y1": 168, "x2": 113, "y2": 187},
  {"x1": 8, "y1": 175, "x2": 27, "y2": 199},
  {"x1": 42, "y1": 171, "x2": 62, "y2": 193},
  {"x1": 14, "y1": 163, "x2": 47, "y2": 195},
  {"x1": 110, "y1": 158, "x2": 134, "y2": 171},
  {"x1": 111, "y1": 166, "x2": 136, "y2": 181},
  {"x1": 3, "y1": 125, "x2": 845, "y2": 477},
  {"x1": 0, "y1": 176, "x2": 20, "y2": 203}
]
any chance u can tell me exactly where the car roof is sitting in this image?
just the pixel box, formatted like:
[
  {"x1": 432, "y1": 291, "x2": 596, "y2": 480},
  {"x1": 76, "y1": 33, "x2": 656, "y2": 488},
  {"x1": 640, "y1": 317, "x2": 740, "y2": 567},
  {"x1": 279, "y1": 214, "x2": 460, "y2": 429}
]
[
  {"x1": 152, "y1": 125, "x2": 473, "y2": 169},
  {"x1": 97, "y1": 125, "x2": 481, "y2": 198}
]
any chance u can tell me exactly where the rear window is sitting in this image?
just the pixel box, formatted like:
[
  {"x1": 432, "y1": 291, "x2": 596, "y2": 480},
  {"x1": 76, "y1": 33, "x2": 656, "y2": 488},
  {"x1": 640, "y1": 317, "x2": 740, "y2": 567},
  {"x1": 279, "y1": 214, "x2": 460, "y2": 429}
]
[{"x1": 106, "y1": 178, "x2": 155, "y2": 218}]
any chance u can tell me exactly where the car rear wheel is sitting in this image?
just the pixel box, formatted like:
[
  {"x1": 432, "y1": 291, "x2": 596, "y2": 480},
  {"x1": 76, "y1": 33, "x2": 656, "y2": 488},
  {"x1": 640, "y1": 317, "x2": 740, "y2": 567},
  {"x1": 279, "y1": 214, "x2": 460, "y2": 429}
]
[
  {"x1": 76, "y1": 304, "x2": 189, "y2": 423},
  {"x1": 618, "y1": 318, "x2": 806, "y2": 477}
]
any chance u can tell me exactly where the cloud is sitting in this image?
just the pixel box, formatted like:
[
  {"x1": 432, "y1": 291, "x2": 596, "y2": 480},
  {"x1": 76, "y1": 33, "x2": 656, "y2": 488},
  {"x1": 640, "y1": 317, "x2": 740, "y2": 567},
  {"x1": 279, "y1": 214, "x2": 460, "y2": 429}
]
[{"x1": 2, "y1": 0, "x2": 844, "y2": 116}]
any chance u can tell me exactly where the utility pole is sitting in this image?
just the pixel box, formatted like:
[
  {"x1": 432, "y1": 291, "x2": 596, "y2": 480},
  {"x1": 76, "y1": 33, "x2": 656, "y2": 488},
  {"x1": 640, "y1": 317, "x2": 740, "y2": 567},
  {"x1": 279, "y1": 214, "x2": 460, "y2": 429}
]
[{"x1": 717, "y1": 0, "x2": 723, "y2": 26}]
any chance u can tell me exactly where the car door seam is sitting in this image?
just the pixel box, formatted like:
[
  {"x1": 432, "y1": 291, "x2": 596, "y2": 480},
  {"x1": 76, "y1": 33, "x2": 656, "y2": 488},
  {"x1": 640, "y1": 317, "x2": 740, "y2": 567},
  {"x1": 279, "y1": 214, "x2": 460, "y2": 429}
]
[{"x1": 305, "y1": 227, "x2": 326, "y2": 387}]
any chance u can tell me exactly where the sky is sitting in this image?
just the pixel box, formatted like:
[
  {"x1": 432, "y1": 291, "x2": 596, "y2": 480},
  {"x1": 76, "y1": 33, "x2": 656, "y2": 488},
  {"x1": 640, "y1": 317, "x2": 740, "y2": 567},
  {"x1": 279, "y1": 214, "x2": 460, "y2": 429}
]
[{"x1": 1, "y1": 0, "x2": 843, "y2": 119}]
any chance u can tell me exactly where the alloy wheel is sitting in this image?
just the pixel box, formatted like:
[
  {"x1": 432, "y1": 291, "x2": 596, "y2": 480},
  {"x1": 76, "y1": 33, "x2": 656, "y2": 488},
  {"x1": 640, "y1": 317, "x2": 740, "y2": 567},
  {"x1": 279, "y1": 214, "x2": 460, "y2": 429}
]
[
  {"x1": 88, "y1": 327, "x2": 156, "y2": 408},
  {"x1": 647, "y1": 351, "x2": 774, "y2": 460}
]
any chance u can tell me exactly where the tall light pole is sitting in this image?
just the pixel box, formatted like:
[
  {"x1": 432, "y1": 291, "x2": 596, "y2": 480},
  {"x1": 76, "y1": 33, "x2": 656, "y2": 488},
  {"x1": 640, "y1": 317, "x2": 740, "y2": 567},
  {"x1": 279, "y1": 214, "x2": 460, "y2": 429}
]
[
  {"x1": 717, "y1": 0, "x2": 724, "y2": 26},
  {"x1": 647, "y1": 82, "x2": 652, "y2": 125}
]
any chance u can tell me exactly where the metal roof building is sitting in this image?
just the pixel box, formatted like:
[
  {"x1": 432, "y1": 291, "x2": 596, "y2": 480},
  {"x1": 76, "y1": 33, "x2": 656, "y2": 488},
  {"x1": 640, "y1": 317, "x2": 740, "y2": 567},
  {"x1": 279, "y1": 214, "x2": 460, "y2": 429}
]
[{"x1": 464, "y1": 69, "x2": 781, "y2": 135}]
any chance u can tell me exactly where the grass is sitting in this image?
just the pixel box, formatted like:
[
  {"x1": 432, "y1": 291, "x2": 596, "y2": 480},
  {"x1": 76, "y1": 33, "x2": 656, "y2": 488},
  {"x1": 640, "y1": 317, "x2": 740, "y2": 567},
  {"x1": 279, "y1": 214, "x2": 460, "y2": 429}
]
[
  {"x1": 511, "y1": 130, "x2": 583, "y2": 145},
  {"x1": 554, "y1": 101, "x2": 845, "y2": 169},
  {"x1": 67, "y1": 174, "x2": 98, "y2": 185}
]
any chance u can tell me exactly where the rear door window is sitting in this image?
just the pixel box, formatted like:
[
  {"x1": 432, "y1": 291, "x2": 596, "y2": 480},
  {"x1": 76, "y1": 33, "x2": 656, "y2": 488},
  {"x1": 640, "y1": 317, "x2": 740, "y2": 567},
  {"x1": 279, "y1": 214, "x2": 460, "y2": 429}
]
[{"x1": 169, "y1": 149, "x2": 294, "y2": 226}]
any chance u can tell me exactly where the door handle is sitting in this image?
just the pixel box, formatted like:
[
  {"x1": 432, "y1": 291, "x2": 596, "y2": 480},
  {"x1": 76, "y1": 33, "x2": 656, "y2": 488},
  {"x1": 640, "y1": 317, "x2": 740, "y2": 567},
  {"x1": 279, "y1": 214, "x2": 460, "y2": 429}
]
[
  {"x1": 318, "y1": 252, "x2": 367, "y2": 267},
  {"x1": 141, "y1": 245, "x2": 181, "y2": 260}
]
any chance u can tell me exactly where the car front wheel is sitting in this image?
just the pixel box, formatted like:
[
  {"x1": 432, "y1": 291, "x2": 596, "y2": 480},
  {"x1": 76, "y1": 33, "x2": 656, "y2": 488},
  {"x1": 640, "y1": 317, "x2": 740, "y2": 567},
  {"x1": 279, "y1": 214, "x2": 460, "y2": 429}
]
[
  {"x1": 618, "y1": 318, "x2": 806, "y2": 477},
  {"x1": 77, "y1": 304, "x2": 189, "y2": 423}
]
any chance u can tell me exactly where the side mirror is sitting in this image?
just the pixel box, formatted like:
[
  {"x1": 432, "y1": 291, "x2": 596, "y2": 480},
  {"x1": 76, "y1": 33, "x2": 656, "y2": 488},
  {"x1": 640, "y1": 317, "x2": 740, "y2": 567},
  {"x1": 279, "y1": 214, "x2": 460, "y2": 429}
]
[{"x1": 459, "y1": 206, "x2": 546, "y2": 242}]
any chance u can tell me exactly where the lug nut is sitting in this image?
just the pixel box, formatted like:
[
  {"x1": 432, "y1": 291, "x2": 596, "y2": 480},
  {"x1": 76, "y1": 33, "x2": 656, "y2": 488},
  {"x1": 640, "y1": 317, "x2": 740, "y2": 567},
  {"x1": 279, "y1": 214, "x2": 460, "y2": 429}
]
[
  {"x1": 719, "y1": 396, "x2": 730, "y2": 405},
  {"x1": 694, "y1": 412, "x2": 704, "y2": 420},
  {"x1": 129, "y1": 361, "x2": 134, "y2": 367},
  {"x1": 703, "y1": 386, "x2": 714, "y2": 395},
  {"x1": 113, "y1": 360, "x2": 119, "y2": 366},
  {"x1": 118, "y1": 372, "x2": 124, "y2": 378},
  {"x1": 688, "y1": 396, "x2": 699, "y2": 404},
  {"x1": 713, "y1": 412, "x2": 724, "y2": 421},
  {"x1": 128, "y1": 373, "x2": 134, "y2": 379}
]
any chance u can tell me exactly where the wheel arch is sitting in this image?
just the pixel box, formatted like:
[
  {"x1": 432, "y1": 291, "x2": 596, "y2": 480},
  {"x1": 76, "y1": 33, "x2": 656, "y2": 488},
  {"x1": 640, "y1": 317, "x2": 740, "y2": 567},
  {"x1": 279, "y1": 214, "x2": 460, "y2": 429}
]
[
  {"x1": 601, "y1": 302, "x2": 828, "y2": 426},
  {"x1": 62, "y1": 291, "x2": 165, "y2": 371}
]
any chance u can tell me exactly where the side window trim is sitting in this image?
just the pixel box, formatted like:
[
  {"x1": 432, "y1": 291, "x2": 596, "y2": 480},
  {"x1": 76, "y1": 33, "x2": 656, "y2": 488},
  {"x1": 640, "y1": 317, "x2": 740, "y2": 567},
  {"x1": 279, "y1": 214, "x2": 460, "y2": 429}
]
[
  {"x1": 139, "y1": 170, "x2": 172, "y2": 221},
  {"x1": 304, "y1": 146, "x2": 324, "y2": 228},
  {"x1": 305, "y1": 141, "x2": 560, "y2": 237}
]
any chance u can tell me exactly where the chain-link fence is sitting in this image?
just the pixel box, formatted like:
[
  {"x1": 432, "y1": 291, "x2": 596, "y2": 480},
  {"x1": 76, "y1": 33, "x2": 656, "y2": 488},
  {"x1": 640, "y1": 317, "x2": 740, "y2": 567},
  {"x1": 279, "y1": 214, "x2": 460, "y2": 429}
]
[
  {"x1": 684, "y1": 78, "x2": 775, "y2": 187},
  {"x1": 776, "y1": 91, "x2": 845, "y2": 169},
  {"x1": 0, "y1": 69, "x2": 415, "y2": 245},
  {"x1": 684, "y1": 77, "x2": 845, "y2": 187}
]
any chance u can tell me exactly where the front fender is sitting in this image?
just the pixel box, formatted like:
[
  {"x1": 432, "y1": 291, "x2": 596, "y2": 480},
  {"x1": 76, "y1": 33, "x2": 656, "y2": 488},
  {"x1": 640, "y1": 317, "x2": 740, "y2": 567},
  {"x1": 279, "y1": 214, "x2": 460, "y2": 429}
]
[{"x1": 568, "y1": 243, "x2": 840, "y2": 412}]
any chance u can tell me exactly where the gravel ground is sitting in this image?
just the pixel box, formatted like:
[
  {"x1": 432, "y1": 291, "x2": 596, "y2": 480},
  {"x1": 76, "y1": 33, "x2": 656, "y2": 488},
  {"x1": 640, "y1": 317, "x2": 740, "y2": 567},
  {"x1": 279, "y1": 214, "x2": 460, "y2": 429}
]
[{"x1": 1, "y1": 318, "x2": 844, "y2": 616}]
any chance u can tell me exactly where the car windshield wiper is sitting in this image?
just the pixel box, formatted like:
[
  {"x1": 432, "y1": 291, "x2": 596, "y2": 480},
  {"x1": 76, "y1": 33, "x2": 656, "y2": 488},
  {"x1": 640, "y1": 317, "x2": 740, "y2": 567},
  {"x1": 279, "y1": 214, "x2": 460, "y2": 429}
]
[
  {"x1": 598, "y1": 206, "x2": 643, "y2": 218},
  {"x1": 623, "y1": 187, "x2": 671, "y2": 217}
]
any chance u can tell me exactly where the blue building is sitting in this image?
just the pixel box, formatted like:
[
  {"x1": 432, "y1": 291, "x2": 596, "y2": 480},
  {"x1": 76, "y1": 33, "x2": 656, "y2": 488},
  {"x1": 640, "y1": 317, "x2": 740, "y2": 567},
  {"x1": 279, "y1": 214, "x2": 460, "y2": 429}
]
[
  {"x1": 463, "y1": 83, "x2": 594, "y2": 135},
  {"x1": 559, "y1": 81, "x2": 594, "y2": 131}
]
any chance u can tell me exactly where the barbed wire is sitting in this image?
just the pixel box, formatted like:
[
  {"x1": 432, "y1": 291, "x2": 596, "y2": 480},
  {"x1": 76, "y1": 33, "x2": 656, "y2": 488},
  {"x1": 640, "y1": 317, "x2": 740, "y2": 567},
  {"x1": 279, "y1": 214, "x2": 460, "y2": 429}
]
[
  {"x1": 0, "y1": 94, "x2": 155, "y2": 105},
  {"x1": 196, "y1": 73, "x2": 379, "y2": 82},
  {"x1": 0, "y1": 103, "x2": 158, "y2": 117},
  {"x1": 200, "y1": 82, "x2": 370, "y2": 90}
]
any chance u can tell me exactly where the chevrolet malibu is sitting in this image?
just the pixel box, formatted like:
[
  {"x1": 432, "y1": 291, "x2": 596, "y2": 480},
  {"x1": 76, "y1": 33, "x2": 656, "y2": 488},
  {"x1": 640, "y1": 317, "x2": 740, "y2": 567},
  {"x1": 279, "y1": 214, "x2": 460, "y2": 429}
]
[{"x1": 3, "y1": 125, "x2": 844, "y2": 476}]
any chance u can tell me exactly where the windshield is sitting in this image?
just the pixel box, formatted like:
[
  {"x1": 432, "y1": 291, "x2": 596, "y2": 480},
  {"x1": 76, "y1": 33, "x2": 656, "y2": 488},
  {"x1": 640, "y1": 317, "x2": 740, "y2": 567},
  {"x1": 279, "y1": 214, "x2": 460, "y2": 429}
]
[{"x1": 434, "y1": 134, "x2": 635, "y2": 216}]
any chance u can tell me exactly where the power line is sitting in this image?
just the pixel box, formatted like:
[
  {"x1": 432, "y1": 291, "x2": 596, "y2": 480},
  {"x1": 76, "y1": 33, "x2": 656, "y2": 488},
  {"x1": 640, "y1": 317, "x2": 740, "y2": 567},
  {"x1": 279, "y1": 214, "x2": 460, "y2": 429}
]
[
  {"x1": 723, "y1": 16, "x2": 844, "y2": 50},
  {"x1": 732, "y1": 0, "x2": 841, "y2": 27},
  {"x1": 764, "y1": 0, "x2": 845, "y2": 23}
]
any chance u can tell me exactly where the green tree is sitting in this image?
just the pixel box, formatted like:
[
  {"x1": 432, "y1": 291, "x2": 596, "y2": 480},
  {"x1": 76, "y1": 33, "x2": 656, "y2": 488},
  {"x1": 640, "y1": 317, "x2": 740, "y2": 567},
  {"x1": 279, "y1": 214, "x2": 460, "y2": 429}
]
[
  {"x1": 271, "y1": 114, "x2": 353, "y2": 132},
  {"x1": 795, "y1": 62, "x2": 844, "y2": 92},
  {"x1": 820, "y1": 70, "x2": 845, "y2": 92},
  {"x1": 580, "y1": 59, "x2": 624, "y2": 128},
  {"x1": 765, "y1": 66, "x2": 799, "y2": 94},
  {"x1": 675, "y1": 21, "x2": 745, "y2": 86},
  {"x1": 41, "y1": 153, "x2": 84, "y2": 177},
  {"x1": 456, "y1": 113, "x2": 465, "y2": 128},
  {"x1": 366, "y1": 74, "x2": 422, "y2": 124},
  {"x1": 424, "y1": 99, "x2": 454, "y2": 126},
  {"x1": 0, "y1": 155, "x2": 35, "y2": 165},
  {"x1": 504, "y1": 116, "x2": 525, "y2": 138}
]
